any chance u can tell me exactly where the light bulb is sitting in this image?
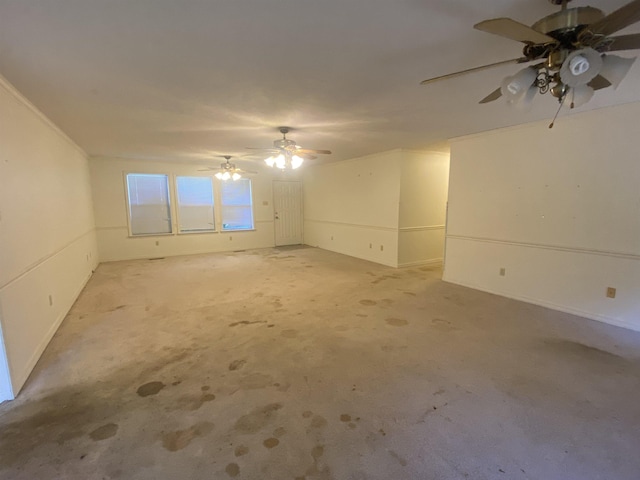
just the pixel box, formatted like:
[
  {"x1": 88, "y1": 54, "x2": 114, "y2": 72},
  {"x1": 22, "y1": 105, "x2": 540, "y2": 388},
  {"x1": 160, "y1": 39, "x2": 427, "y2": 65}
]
[
  {"x1": 275, "y1": 154, "x2": 286, "y2": 169},
  {"x1": 291, "y1": 155, "x2": 304, "y2": 169},
  {"x1": 221, "y1": 172, "x2": 231, "y2": 181},
  {"x1": 215, "y1": 172, "x2": 223, "y2": 180},
  {"x1": 265, "y1": 156, "x2": 275, "y2": 167},
  {"x1": 232, "y1": 172, "x2": 241, "y2": 181},
  {"x1": 560, "y1": 48, "x2": 602, "y2": 87},
  {"x1": 569, "y1": 55, "x2": 590, "y2": 76}
]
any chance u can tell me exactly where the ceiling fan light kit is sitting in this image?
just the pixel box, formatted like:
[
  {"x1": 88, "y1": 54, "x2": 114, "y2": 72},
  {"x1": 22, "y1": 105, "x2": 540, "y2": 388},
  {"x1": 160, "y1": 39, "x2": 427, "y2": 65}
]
[
  {"x1": 199, "y1": 155, "x2": 256, "y2": 180},
  {"x1": 249, "y1": 127, "x2": 332, "y2": 171},
  {"x1": 420, "y1": 0, "x2": 640, "y2": 121}
]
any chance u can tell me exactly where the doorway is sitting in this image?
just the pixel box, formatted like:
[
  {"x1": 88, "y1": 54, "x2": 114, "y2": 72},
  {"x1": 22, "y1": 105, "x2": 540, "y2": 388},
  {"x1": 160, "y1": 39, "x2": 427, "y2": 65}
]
[{"x1": 273, "y1": 180, "x2": 303, "y2": 246}]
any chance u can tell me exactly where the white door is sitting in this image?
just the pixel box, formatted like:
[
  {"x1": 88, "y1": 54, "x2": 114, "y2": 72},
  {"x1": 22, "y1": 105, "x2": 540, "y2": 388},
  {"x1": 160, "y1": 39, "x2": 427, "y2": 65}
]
[{"x1": 273, "y1": 181, "x2": 303, "y2": 246}]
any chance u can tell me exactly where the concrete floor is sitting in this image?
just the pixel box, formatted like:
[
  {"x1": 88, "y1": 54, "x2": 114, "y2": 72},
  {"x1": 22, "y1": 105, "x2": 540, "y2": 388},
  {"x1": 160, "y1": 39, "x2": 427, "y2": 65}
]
[{"x1": 1, "y1": 247, "x2": 639, "y2": 480}]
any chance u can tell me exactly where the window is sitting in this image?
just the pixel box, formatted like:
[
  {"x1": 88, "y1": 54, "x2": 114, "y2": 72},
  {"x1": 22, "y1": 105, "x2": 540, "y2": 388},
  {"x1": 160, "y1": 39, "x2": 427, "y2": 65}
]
[
  {"x1": 220, "y1": 178, "x2": 254, "y2": 231},
  {"x1": 176, "y1": 176, "x2": 215, "y2": 233},
  {"x1": 126, "y1": 174, "x2": 172, "y2": 235}
]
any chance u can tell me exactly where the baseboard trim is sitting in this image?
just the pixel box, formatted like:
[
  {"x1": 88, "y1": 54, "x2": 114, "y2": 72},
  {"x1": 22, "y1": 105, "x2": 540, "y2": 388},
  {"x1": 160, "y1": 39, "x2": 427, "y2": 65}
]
[
  {"x1": 442, "y1": 276, "x2": 640, "y2": 333},
  {"x1": 398, "y1": 258, "x2": 443, "y2": 268},
  {"x1": 12, "y1": 270, "x2": 94, "y2": 395}
]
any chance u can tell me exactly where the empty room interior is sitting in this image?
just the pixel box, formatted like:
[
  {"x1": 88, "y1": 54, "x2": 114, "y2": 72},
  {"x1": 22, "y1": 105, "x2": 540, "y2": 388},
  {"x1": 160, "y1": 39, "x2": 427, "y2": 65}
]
[{"x1": 1, "y1": 1, "x2": 640, "y2": 479}]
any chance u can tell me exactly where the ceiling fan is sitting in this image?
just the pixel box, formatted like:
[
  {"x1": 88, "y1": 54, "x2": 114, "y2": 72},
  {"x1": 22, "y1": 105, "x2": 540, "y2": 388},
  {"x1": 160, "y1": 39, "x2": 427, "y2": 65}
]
[
  {"x1": 420, "y1": 0, "x2": 640, "y2": 114},
  {"x1": 247, "y1": 127, "x2": 332, "y2": 170},
  {"x1": 198, "y1": 155, "x2": 256, "y2": 181}
]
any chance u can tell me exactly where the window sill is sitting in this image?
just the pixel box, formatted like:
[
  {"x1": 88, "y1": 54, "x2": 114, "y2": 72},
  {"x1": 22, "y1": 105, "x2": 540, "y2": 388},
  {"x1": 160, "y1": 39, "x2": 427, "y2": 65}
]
[{"x1": 177, "y1": 230, "x2": 217, "y2": 235}]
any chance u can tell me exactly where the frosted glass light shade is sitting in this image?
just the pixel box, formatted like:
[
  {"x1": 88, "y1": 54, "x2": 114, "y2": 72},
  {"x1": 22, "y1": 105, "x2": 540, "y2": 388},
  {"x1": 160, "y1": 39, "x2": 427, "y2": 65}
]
[
  {"x1": 232, "y1": 172, "x2": 241, "y2": 181},
  {"x1": 570, "y1": 85, "x2": 595, "y2": 108},
  {"x1": 560, "y1": 48, "x2": 602, "y2": 87},
  {"x1": 600, "y1": 54, "x2": 637, "y2": 89},
  {"x1": 275, "y1": 154, "x2": 286, "y2": 169},
  {"x1": 265, "y1": 156, "x2": 276, "y2": 167},
  {"x1": 501, "y1": 67, "x2": 538, "y2": 103},
  {"x1": 291, "y1": 155, "x2": 304, "y2": 169}
]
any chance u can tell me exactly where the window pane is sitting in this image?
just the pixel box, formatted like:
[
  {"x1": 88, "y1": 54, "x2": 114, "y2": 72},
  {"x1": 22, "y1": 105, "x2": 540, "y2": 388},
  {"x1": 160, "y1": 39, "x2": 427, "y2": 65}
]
[
  {"x1": 221, "y1": 179, "x2": 254, "y2": 230},
  {"x1": 176, "y1": 176, "x2": 215, "y2": 233},
  {"x1": 126, "y1": 174, "x2": 172, "y2": 235}
]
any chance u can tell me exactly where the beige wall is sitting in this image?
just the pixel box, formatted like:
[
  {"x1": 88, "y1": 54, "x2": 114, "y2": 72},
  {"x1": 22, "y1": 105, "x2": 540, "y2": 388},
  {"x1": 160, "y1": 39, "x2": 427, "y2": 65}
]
[
  {"x1": 444, "y1": 101, "x2": 640, "y2": 331},
  {"x1": 398, "y1": 150, "x2": 449, "y2": 267},
  {"x1": 0, "y1": 75, "x2": 98, "y2": 399},
  {"x1": 303, "y1": 150, "x2": 403, "y2": 267},
  {"x1": 90, "y1": 157, "x2": 284, "y2": 262},
  {"x1": 303, "y1": 149, "x2": 450, "y2": 267}
]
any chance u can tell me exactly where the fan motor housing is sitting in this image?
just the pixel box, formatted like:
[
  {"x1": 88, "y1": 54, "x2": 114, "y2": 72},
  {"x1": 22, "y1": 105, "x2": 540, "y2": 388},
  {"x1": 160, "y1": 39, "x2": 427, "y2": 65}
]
[{"x1": 532, "y1": 7, "x2": 605, "y2": 45}]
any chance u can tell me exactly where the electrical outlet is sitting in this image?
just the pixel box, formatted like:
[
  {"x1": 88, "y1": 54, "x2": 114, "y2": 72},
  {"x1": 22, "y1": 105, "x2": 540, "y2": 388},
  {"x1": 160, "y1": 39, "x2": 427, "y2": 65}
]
[
  {"x1": 500, "y1": 268, "x2": 506, "y2": 276},
  {"x1": 369, "y1": 243, "x2": 372, "y2": 249},
  {"x1": 380, "y1": 245, "x2": 384, "y2": 251},
  {"x1": 229, "y1": 236, "x2": 233, "y2": 241},
  {"x1": 606, "y1": 287, "x2": 616, "y2": 299},
  {"x1": 155, "y1": 240, "x2": 159, "y2": 246},
  {"x1": 48, "y1": 295, "x2": 53, "y2": 306}
]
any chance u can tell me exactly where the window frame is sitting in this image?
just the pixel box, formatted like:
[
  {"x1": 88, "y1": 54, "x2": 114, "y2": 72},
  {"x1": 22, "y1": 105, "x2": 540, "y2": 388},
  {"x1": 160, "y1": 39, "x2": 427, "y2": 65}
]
[
  {"x1": 218, "y1": 177, "x2": 256, "y2": 232},
  {"x1": 174, "y1": 174, "x2": 217, "y2": 235},
  {"x1": 124, "y1": 172, "x2": 174, "y2": 237}
]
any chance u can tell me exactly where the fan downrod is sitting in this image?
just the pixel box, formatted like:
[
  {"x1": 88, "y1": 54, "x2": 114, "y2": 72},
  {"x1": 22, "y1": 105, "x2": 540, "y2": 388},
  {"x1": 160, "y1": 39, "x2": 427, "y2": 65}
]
[
  {"x1": 278, "y1": 127, "x2": 291, "y2": 137},
  {"x1": 548, "y1": 0, "x2": 572, "y2": 5}
]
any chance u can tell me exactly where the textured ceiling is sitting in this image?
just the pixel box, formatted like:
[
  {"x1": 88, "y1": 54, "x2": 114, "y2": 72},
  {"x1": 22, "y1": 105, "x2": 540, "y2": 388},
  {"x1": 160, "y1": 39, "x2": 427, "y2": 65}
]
[{"x1": 0, "y1": 0, "x2": 639, "y2": 167}]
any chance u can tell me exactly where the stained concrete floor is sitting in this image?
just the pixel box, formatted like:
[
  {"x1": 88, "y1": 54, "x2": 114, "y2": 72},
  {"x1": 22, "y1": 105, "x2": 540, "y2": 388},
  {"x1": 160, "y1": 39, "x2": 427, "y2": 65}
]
[{"x1": 1, "y1": 247, "x2": 639, "y2": 480}]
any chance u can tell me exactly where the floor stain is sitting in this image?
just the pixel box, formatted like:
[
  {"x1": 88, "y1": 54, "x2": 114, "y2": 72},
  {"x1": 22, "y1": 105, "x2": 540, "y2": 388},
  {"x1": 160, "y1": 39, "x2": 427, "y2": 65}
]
[
  {"x1": 228, "y1": 320, "x2": 267, "y2": 327},
  {"x1": 234, "y1": 445, "x2": 249, "y2": 457},
  {"x1": 340, "y1": 414, "x2": 351, "y2": 422},
  {"x1": 385, "y1": 318, "x2": 408, "y2": 327},
  {"x1": 263, "y1": 437, "x2": 280, "y2": 448},
  {"x1": 359, "y1": 299, "x2": 377, "y2": 306},
  {"x1": 161, "y1": 421, "x2": 213, "y2": 452},
  {"x1": 273, "y1": 426, "x2": 287, "y2": 437},
  {"x1": 229, "y1": 359, "x2": 247, "y2": 371},
  {"x1": 403, "y1": 292, "x2": 417, "y2": 296},
  {"x1": 89, "y1": 423, "x2": 118, "y2": 441},
  {"x1": 281, "y1": 329, "x2": 298, "y2": 338},
  {"x1": 389, "y1": 449, "x2": 408, "y2": 467},
  {"x1": 355, "y1": 314, "x2": 368, "y2": 318},
  {"x1": 310, "y1": 415, "x2": 327, "y2": 429},
  {"x1": 136, "y1": 381, "x2": 165, "y2": 397},
  {"x1": 311, "y1": 445, "x2": 324, "y2": 459},
  {"x1": 239, "y1": 373, "x2": 273, "y2": 390},
  {"x1": 432, "y1": 318, "x2": 457, "y2": 332},
  {"x1": 302, "y1": 411, "x2": 313, "y2": 418},
  {"x1": 234, "y1": 403, "x2": 283, "y2": 434},
  {"x1": 225, "y1": 462, "x2": 240, "y2": 477},
  {"x1": 201, "y1": 385, "x2": 210, "y2": 391}
]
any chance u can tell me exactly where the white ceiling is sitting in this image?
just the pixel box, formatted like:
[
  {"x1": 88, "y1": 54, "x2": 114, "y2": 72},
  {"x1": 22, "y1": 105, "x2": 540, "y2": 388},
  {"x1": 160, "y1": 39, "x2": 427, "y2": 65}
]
[{"x1": 0, "y1": 0, "x2": 639, "y2": 166}]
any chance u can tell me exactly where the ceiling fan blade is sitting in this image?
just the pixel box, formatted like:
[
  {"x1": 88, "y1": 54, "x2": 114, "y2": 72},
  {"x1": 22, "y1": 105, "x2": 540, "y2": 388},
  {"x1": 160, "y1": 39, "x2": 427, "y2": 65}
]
[
  {"x1": 582, "y1": 0, "x2": 640, "y2": 37},
  {"x1": 474, "y1": 18, "x2": 557, "y2": 44},
  {"x1": 587, "y1": 75, "x2": 612, "y2": 90},
  {"x1": 420, "y1": 58, "x2": 526, "y2": 85},
  {"x1": 607, "y1": 33, "x2": 640, "y2": 51},
  {"x1": 296, "y1": 148, "x2": 332, "y2": 155},
  {"x1": 479, "y1": 87, "x2": 503, "y2": 104}
]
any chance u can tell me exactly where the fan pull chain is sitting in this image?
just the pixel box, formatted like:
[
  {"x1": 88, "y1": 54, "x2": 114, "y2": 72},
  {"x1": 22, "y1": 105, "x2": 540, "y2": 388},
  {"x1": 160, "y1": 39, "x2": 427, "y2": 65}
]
[{"x1": 548, "y1": 92, "x2": 568, "y2": 129}]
